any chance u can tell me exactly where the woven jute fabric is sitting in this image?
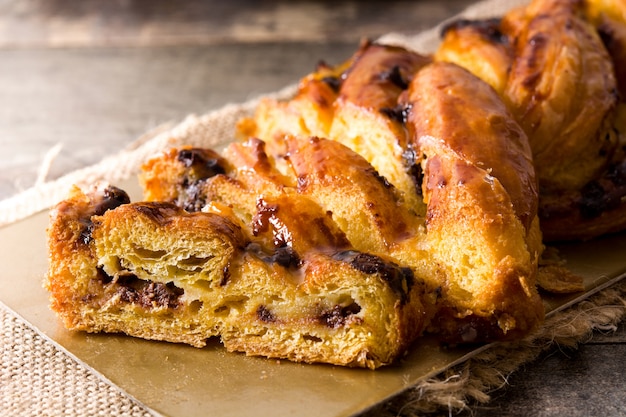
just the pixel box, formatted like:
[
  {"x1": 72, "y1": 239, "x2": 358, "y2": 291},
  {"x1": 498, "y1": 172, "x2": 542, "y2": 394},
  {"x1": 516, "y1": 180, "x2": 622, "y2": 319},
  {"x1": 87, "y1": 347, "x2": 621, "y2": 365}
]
[
  {"x1": 0, "y1": 304, "x2": 153, "y2": 417},
  {"x1": 1, "y1": 0, "x2": 625, "y2": 415}
]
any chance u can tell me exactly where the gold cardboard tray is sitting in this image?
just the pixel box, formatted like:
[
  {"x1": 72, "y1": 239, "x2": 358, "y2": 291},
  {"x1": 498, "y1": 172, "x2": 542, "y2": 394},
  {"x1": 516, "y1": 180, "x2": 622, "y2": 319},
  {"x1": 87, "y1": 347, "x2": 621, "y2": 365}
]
[{"x1": 1, "y1": 178, "x2": 625, "y2": 417}]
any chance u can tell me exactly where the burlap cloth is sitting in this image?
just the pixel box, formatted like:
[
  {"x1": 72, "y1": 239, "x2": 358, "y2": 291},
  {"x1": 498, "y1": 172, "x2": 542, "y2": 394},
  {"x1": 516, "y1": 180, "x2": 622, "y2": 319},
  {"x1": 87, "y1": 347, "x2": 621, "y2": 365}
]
[{"x1": 1, "y1": 0, "x2": 625, "y2": 415}]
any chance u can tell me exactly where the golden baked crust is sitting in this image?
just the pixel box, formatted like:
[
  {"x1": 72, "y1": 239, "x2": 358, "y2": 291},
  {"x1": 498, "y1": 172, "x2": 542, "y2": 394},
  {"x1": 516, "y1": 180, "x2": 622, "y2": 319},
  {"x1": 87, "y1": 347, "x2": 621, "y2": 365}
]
[
  {"x1": 435, "y1": 19, "x2": 512, "y2": 95},
  {"x1": 45, "y1": 183, "x2": 428, "y2": 369},
  {"x1": 239, "y1": 40, "x2": 431, "y2": 213},
  {"x1": 435, "y1": 0, "x2": 626, "y2": 242},
  {"x1": 400, "y1": 61, "x2": 543, "y2": 341},
  {"x1": 140, "y1": 68, "x2": 544, "y2": 344},
  {"x1": 584, "y1": 0, "x2": 626, "y2": 25},
  {"x1": 504, "y1": 0, "x2": 618, "y2": 194},
  {"x1": 440, "y1": 0, "x2": 618, "y2": 194}
]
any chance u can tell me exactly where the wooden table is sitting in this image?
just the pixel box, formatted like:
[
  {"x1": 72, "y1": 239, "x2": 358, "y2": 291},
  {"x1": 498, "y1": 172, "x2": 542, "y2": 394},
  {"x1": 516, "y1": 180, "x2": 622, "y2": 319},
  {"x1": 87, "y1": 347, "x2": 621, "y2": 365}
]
[{"x1": 1, "y1": 1, "x2": 624, "y2": 416}]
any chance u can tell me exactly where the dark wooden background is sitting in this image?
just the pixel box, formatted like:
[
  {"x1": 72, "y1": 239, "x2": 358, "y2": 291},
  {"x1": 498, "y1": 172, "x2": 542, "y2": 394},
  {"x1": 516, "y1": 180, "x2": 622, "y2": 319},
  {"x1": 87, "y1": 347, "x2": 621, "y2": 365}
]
[{"x1": 0, "y1": 1, "x2": 624, "y2": 416}]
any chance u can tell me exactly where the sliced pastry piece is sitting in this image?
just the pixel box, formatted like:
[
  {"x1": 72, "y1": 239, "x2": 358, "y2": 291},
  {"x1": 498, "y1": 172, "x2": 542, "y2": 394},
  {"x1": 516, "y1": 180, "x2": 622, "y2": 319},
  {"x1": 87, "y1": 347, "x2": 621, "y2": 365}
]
[
  {"x1": 399, "y1": 61, "x2": 544, "y2": 342},
  {"x1": 503, "y1": 0, "x2": 618, "y2": 194},
  {"x1": 238, "y1": 40, "x2": 431, "y2": 213},
  {"x1": 284, "y1": 135, "x2": 419, "y2": 255},
  {"x1": 326, "y1": 41, "x2": 431, "y2": 212},
  {"x1": 47, "y1": 16, "x2": 557, "y2": 364},
  {"x1": 139, "y1": 125, "x2": 542, "y2": 343},
  {"x1": 503, "y1": 0, "x2": 624, "y2": 241},
  {"x1": 45, "y1": 184, "x2": 429, "y2": 369}
]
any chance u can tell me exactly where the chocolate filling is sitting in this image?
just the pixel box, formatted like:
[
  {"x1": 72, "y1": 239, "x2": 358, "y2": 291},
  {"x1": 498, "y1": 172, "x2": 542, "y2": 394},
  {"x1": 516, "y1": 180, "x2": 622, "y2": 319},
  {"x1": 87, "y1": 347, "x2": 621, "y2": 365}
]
[
  {"x1": 178, "y1": 179, "x2": 209, "y2": 212},
  {"x1": 319, "y1": 303, "x2": 362, "y2": 328},
  {"x1": 95, "y1": 267, "x2": 184, "y2": 309},
  {"x1": 379, "y1": 65, "x2": 409, "y2": 90},
  {"x1": 402, "y1": 144, "x2": 424, "y2": 197},
  {"x1": 94, "y1": 186, "x2": 131, "y2": 215},
  {"x1": 176, "y1": 148, "x2": 228, "y2": 212},
  {"x1": 177, "y1": 148, "x2": 227, "y2": 177},
  {"x1": 256, "y1": 305, "x2": 276, "y2": 323},
  {"x1": 79, "y1": 186, "x2": 130, "y2": 245},
  {"x1": 321, "y1": 75, "x2": 342, "y2": 93},
  {"x1": 246, "y1": 242, "x2": 303, "y2": 270},
  {"x1": 579, "y1": 160, "x2": 626, "y2": 219},
  {"x1": 333, "y1": 250, "x2": 414, "y2": 303},
  {"x1": 379, "y1": 103, "x2": 412, "y2": 124},
  {"x1": 114, "y1": 273, "x2": 184, "y2": 309}
]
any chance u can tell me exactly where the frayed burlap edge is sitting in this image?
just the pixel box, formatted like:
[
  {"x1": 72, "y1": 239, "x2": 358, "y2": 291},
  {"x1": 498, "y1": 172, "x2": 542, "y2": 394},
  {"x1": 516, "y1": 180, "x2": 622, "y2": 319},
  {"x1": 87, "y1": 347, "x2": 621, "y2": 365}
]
[
  {"x1": 0, "y1": 302, "x2": 157, "y2": 417},
  {"x1": 362, "y1": 279, "x2": 626, "y2": 417}
]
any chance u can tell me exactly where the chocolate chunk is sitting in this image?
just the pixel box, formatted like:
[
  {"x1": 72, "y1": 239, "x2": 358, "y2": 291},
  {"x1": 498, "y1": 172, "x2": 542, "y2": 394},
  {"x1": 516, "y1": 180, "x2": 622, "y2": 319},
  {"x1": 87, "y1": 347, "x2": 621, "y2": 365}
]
[
  {"x1": 379, "y1": 65, "x2": 409, "y2": 90},
  {"x1": 116, "y1": 274, "x2": 184, "y2": 309},
  {"x1": 133, "y1": 202, "x2": 180, "y2": 225},
  {"x1": 94, "y1": 186, "x2": 131, "y2": 216},
  {"x1": 579, "y1": 181, "x2": 607, "y2": 218},
  {"x1": 270, "y1": 246, "x2": 302, "y2": 269},
  {"x1": 220, "y1": 264, "x2": 231, "y2": 286},
  {"x1": 79, "y1": 185, "x2": 131, "y2": 245},
  {"x1": 246, "y1": 242, "x2": 303, "y2": 270},
  {"x1": 320, "y1": 303, "x2": 362, "y2": 328},
  {"x1": 177, "y1": 148, "x2": 227, "y2": 177},
  {"x1": 321, "y1": 76, "x2": 342, "y2": 93},
  {"x1": 402, "y1": 144, "x2": 424, "y2": 197},
  {"x1": 380, "y1": 103, "x2": 412, "y2": 124},
  {"x1": 333, "y1": 250, "x2": 414, "y2": 303},
  {"x1": 79, "y1": 221, "x2": 96, "y2": 245},
  {"x1": 577, "y1": 160, "x2": 626, "y2": 219},
  {"x1": 96, "y1": 266, "x2": 113, "y2": 285},
  {"x1": 256, "y1": 305, "x2": 276, "y2": 323},
  {"x1": 176, "y1": 148, "x2": 228, "y2": 212},
  {"x1": 607, "y1": 160, "x2": 626, "y2": 186},
  {"x1": 178, "y1": 179, "x2": 208, "y2": 212}
]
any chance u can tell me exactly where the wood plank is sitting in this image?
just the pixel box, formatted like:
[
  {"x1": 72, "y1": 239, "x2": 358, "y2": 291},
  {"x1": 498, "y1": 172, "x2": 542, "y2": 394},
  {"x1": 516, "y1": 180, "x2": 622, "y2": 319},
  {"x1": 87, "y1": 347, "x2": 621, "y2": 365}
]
[
  {"x1": 0, "y1": 42, "x2": 358, "y2": 198},
  {"x1": 0, "y1": 0, "x2": 478, "y2": 48},
  {"x1": 457, "y1": 341, "x2": 626, "y2": 416}
]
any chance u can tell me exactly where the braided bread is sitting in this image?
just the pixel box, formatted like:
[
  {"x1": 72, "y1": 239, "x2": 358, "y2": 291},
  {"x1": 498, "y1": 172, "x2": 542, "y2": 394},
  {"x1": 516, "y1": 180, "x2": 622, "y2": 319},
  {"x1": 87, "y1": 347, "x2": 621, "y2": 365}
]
[
  {"x1": 436, "y1": 0, "x2": 626, "y2": 241},
  {"x1": 51, "y1": 1, "x2": 626, "y2": 368}
]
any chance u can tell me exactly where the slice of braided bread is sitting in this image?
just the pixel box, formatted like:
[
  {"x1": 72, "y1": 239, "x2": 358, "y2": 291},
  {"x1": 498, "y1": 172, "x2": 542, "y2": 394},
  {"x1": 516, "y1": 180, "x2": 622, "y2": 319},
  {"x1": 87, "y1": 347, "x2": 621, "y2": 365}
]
[{"x1": 46, "y1": 181, "x2": 428, "y2": 369}]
